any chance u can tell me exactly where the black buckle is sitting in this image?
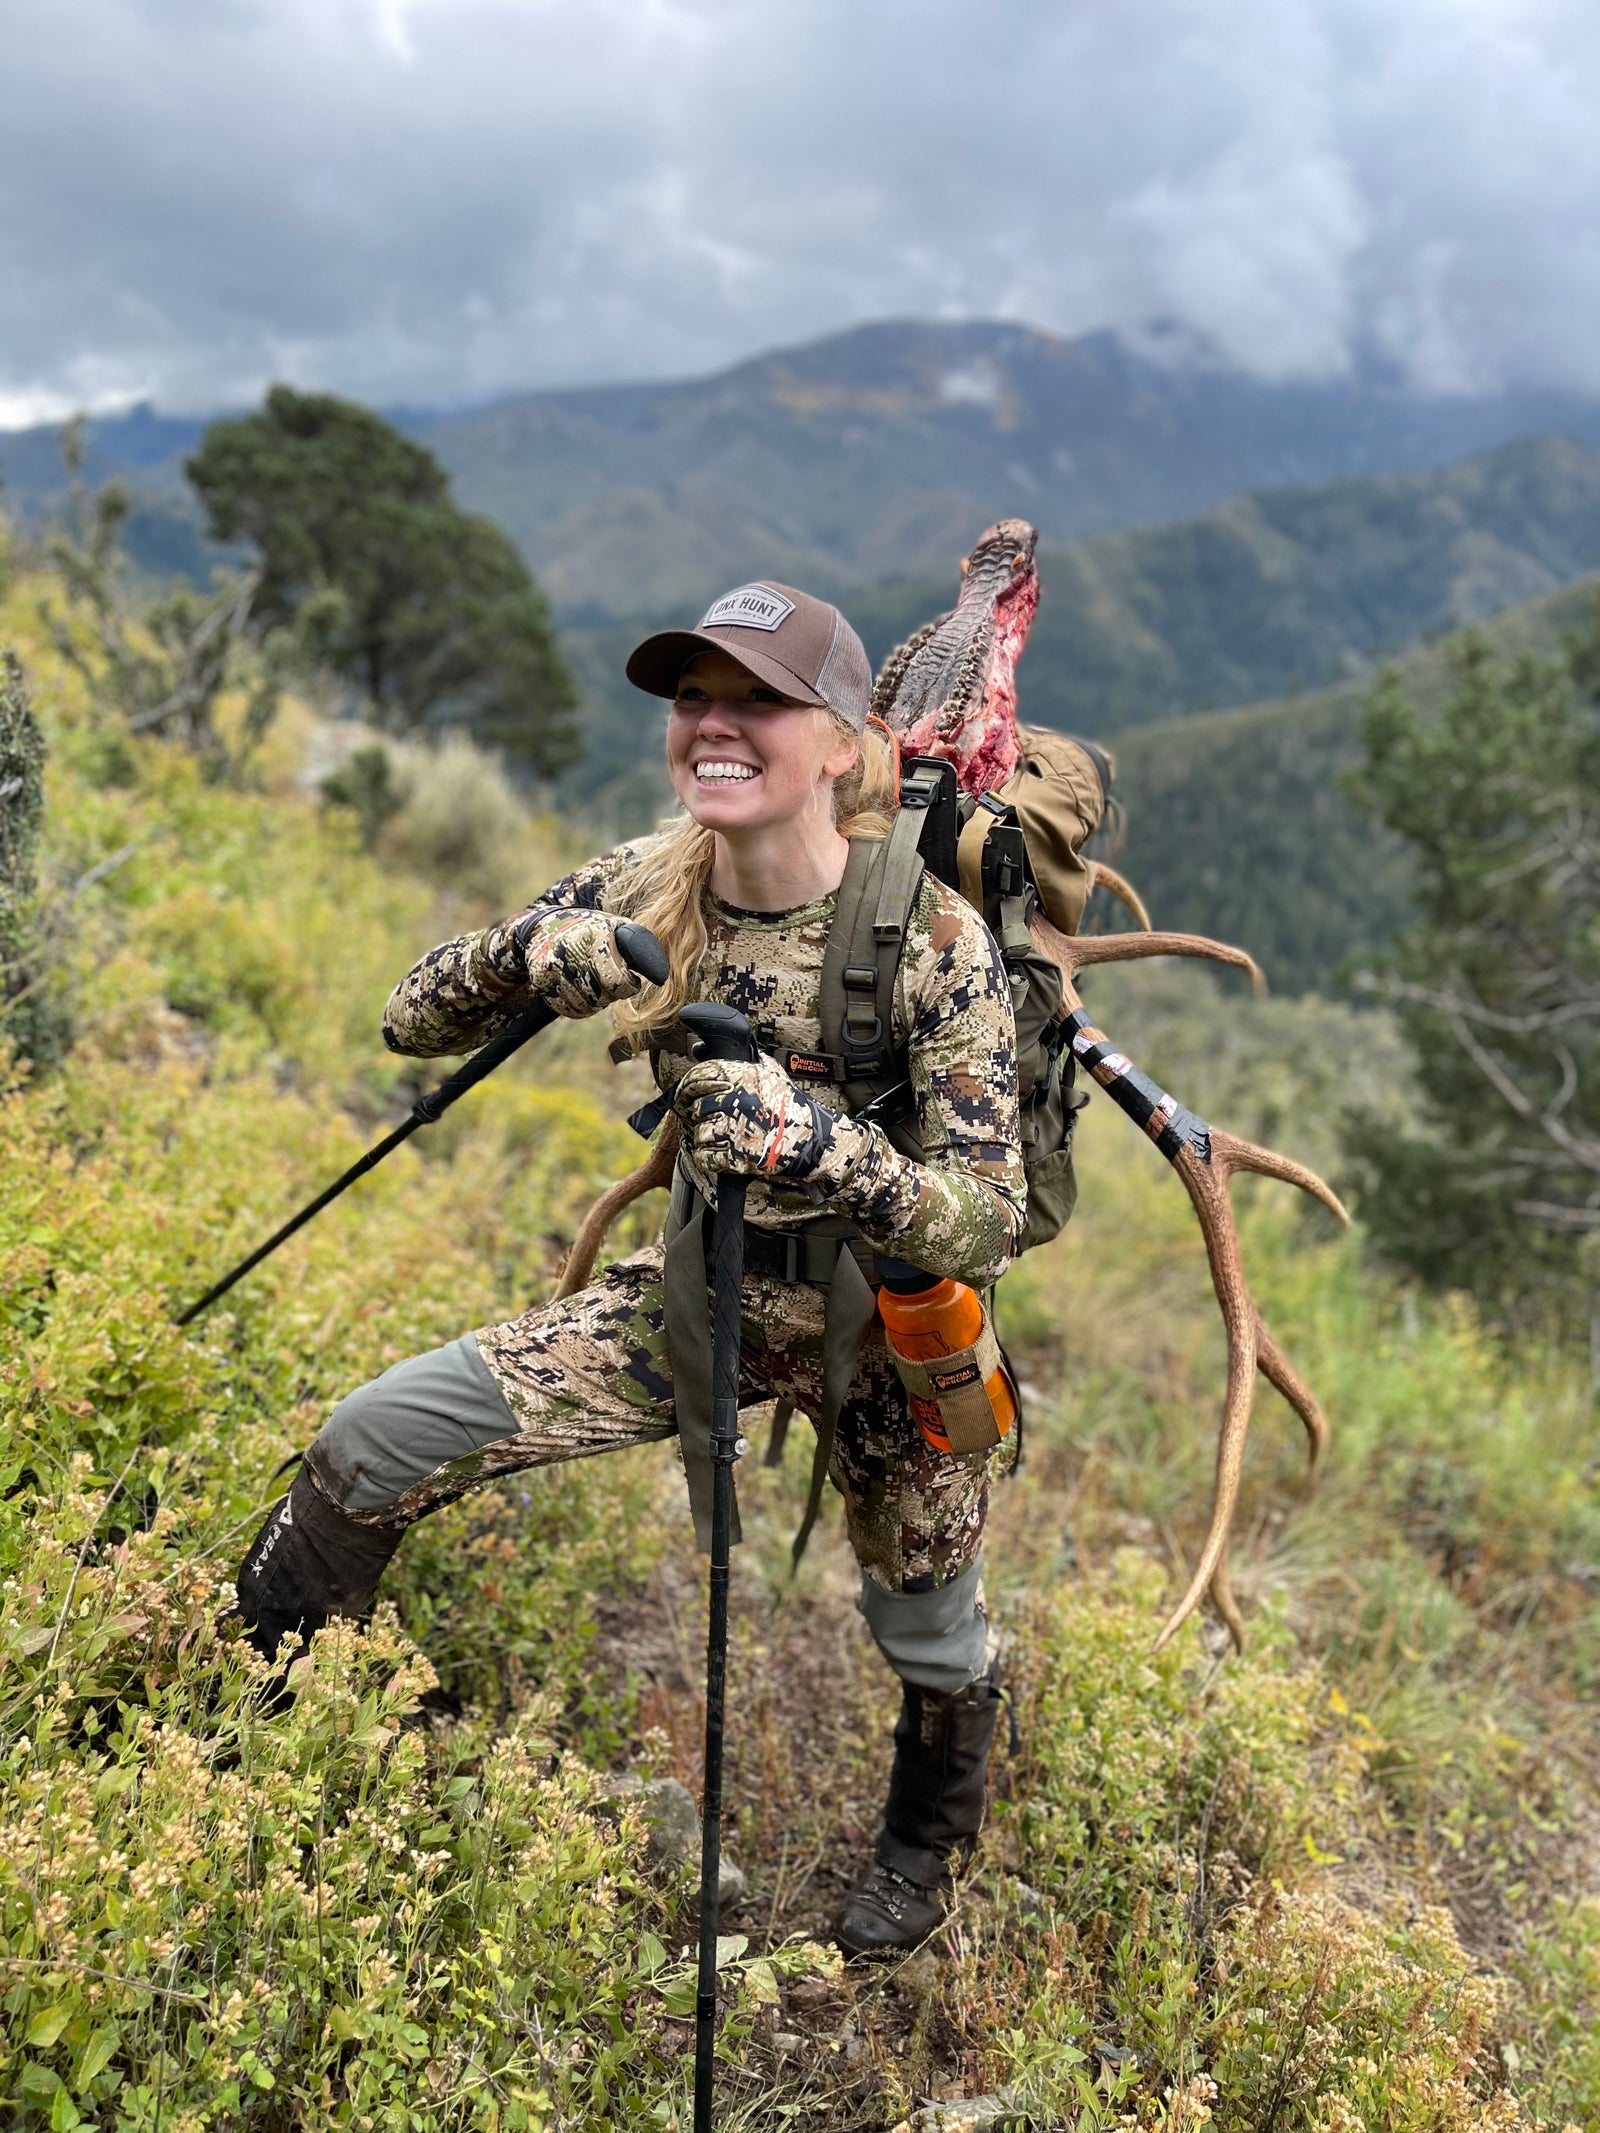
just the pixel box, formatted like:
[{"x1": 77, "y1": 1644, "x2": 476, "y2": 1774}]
[{"x1": 842, "y1": 959, "x2": 885, "y2": 1047}]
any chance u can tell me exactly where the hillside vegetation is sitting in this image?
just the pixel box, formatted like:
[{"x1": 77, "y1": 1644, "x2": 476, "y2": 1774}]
[{"x1": 2, "y1": 545, "x2": 1599, "y2": 2129}]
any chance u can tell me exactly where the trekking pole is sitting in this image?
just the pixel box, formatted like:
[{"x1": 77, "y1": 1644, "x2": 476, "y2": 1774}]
[
  {"x1": 677, "y1": 1002, "x2": 759, "y2": 2133},
  {"x1": 175, "y1": 921, "x2": 670, "y2": 1326}
]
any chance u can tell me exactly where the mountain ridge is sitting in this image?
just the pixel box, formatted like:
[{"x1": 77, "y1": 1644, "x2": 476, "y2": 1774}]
[
  {"x1": 5, "y1": 317, "x2": 1599, "y2": 616},
  {"x1": 429, "y1": 319, "x2": 1600, "y2": 616}
]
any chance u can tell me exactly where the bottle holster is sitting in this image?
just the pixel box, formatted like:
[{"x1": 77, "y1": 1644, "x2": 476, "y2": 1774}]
[{"x1": 888, "y1": 1301, "x2": 1015, "y2": 1455}]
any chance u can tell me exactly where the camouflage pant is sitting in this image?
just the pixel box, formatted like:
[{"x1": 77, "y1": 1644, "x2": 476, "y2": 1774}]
[{"x1": 305, "y1": 1244, "x2": 1007, "y2": 1599}]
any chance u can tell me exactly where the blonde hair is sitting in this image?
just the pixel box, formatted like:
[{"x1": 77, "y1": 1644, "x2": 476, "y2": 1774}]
[{"x1": 611, "y1": 711, "x2": 897, "y2": 1049}]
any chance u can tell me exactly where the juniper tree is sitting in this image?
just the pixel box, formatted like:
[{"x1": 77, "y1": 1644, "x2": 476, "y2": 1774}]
[
  {"x1": 1344, "y1": 606, "x2": 1600, "y2": 1332},
  {"x1": 187, "y1": 388, "x2": 579, "y2": 779}
]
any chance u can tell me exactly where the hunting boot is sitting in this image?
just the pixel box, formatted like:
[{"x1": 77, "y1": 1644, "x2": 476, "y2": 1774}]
[
  {"x1": 836, "y1": 1654, "x2": 1004, "y2": 1956},
  {"x1": 233, "y1": 1465, "x2": 404, "y2": 1666}
]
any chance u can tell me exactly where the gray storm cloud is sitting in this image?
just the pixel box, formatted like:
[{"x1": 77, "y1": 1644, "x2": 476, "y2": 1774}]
[{"x1": 0, "y1": 0, "x2": 1595, "y2": 419}]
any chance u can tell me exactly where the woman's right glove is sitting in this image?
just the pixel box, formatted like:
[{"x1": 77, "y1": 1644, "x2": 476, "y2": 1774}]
[
  {"x1": 465, "y1": 906, "x2": 644, "y2": 1021},
  {"x1": 513, "y1": 907, "x2": 644, "y2": 1018},
  {"x1": 385, "y1": 905, "x2": 644, "y2": 1054}
]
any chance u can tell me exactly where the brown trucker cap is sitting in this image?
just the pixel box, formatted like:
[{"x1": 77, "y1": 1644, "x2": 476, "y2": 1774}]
[{"x1": 625, "y1": 581, "x2": 872, "y2": 733}]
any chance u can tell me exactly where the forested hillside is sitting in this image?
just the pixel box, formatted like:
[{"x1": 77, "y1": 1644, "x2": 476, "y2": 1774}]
[
  {"x1": 3, "y1": 526, "x2": 1599, "y2": 2128},
  {"x1": 1108, "y1": 570, "x2": 1600, "y2": 992},
  {"x1": 853, "y1": 437, "x2": 1600, "y2": 737}
]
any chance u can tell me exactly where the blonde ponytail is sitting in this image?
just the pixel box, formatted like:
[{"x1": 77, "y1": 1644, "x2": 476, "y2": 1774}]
[{"x1": 610, "y1": 714, "x2": 896, "y2": 1049}]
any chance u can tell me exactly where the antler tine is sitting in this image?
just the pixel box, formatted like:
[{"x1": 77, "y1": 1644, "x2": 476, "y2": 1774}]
[
  {"x1": 1193, "y1": 1316, "x2": 1331, "y2": 1642},
  {"x1": 1153, "y1": 1152, "x2": 1259, "y2": 1652},
  {"x1": 1089, "y1": 860, "x2": 1153, "y2": 932},
  {"x1": 555, "y1": 1120, "x2": 679, "y2": 1301},
  {"x1": 1253, "y1": 1314, "x2": 1331, "y2": 1475},
  {"x1": 1035, "y1": 914, "x2": 1267, "y2": 998},
  {"x1": 1208, "y1": 1556, "x2": 1246, "y2": 1654},
  {"x1": 1209, "y1": 1127, "x2": 1351, "y2": 1227}
]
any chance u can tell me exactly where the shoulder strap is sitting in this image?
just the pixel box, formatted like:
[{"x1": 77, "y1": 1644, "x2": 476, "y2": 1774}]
[{"x1": 818, "y1": 812, "x2": 924, "y2": 1114}]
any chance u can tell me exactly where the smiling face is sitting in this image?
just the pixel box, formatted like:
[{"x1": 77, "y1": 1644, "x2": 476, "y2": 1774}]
[{"x1": 666, "y1": 648, "x2": 859, "y2": 834}]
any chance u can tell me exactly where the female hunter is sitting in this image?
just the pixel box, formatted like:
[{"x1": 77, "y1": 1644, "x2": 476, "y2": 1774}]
[{"x1": 235, "y1": 583, "x2": 1026, "y2": 1955}]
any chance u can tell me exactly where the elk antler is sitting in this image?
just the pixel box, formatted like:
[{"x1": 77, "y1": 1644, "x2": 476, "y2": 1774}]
[
  {"x1": 554, "y1": 1118, "x2": 679, "y2": 1301},
  {"x1": 1089, "y1": 860, "x2": 1153, "y2": 932},
  {"x1": 1031, "y1": 912, "x2": 1348, "y2": 1651},
  {"x1": 1069, "y1": 925, "x2": 1268, "y2": 999}
]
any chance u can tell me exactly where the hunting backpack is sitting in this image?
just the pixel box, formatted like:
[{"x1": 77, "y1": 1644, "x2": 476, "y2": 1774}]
[{"x1": 816, "y1": 724, "x2": 1118, "y2": 1257}]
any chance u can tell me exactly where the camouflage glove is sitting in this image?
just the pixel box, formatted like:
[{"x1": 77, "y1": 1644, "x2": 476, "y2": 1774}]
[
  {"x1": 494, "y1": 907, "x2": 642, "y2": 1020},
  {"x1": 674, "y1": 1053, "x2": 876, "y2": 1186}
]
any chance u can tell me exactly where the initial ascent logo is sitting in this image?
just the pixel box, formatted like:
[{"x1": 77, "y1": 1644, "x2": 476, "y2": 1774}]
[
  {"x1": 700, "y1": 585, "x2": 796, "y2": 632},
  {"x1": 930, "y1": 1361, "x2": 982, "y2": 1392}
]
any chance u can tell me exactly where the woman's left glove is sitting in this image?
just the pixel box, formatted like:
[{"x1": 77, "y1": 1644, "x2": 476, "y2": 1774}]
[{"x1": 674, "y1": 1054, "x2": 868, "y2": 1185}]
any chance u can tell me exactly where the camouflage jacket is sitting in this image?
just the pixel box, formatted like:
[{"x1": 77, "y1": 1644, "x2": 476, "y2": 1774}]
[{"x1": 383, "y1": 835, "x2": 1026, "y2": 1285}]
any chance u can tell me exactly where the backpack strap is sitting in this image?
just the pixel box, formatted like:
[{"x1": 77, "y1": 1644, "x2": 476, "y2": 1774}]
[
  {"x1": 958, "y1": 796, "x2": 1037, "y2": 962},
  {"x1": 956, "y1": 792, "x2": 1006, "y2": 915},
  {"x1": 818, "y1": 810, "x2": 925, "y2": 1114}
]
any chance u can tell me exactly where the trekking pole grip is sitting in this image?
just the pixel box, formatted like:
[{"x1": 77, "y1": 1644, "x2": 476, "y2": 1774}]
[
  {"x1": 407, "y1": 922, "x2": 670, "y2": 1121},
  {"x1": 615, "y1": 920, "x2": 671, "y2": 988},
  {"x1": 678, "y1": 1001, "x2": 757, "y2": 1065}
]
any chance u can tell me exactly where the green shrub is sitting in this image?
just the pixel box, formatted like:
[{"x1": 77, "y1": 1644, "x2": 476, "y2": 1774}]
[{"x1": 318, "y1": 730, "x2": 568, "y2": 912}]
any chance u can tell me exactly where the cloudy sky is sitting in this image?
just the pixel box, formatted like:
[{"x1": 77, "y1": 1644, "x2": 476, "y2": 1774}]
[{"x1": 2, "y1": 0, "x2": 1597, "y2": 423}]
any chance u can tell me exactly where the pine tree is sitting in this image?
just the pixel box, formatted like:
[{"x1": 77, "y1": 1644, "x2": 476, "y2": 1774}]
[{"x1": 1344, "y1": 606, "x2": 1600, "y2": 1330}]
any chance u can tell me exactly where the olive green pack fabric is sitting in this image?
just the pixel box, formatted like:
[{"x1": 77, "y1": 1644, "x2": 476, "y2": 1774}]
[
  {"x1": 957, "y1": 727, "x2": 1115, "y2": 939},
  {"x1": 825, "y1": 728, "x2": 1115, "y2": 1257}
]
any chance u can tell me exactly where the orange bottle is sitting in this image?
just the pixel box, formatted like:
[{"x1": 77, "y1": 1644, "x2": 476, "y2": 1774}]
[{"x1": 878, "y1": 1276, "x2": 1017, "y2": 1455}]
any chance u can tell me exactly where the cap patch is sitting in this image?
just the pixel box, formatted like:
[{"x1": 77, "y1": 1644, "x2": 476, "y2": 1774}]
[{"x1": 700, "y1": 585, "x2": 796, "y2": 632}]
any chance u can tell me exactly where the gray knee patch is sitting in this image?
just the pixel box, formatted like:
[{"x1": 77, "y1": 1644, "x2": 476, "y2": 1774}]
[
  {"x1": 306, "y1": 1333, "x2": 520, "y2": 1514},
  {"x1": 858, "y1": 1558, "x2": 989, "y2": 1693}
]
